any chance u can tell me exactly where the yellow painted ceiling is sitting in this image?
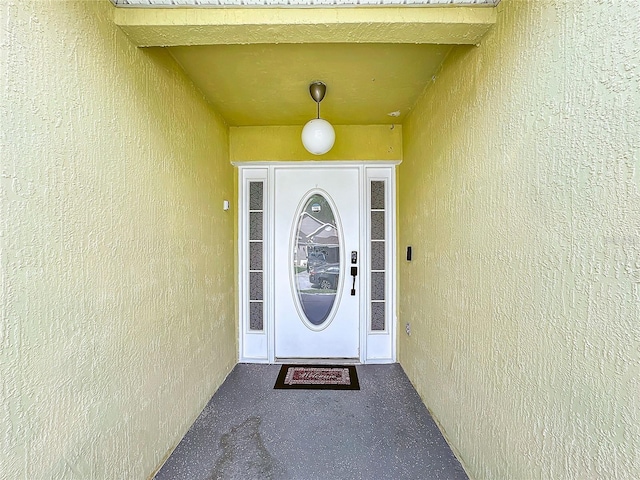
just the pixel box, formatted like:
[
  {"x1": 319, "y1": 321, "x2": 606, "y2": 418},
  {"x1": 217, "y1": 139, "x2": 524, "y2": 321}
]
[
  {"x1": 167, "y1": 43, "x2": 453, "y2": 126},
  {"x1": 115, "y1": 6, "x2": 496, "y2": 127}
]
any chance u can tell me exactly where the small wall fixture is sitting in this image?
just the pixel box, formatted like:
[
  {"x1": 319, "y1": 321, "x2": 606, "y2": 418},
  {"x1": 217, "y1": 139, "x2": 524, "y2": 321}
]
[{"x1": 301, "y1": 81, "x2": 335, "y2": 156}]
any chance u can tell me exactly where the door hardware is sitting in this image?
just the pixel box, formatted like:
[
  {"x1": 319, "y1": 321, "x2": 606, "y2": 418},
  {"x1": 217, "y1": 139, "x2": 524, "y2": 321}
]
[{"x1": 350, "y1": 266, "x2": 358, "y2": 296}]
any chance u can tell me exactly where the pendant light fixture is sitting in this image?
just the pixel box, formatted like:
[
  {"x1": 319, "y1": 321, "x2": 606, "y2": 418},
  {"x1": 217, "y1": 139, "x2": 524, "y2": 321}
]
[{"x1": 301, "y1": 81, "x2": 335, "y2": 155}]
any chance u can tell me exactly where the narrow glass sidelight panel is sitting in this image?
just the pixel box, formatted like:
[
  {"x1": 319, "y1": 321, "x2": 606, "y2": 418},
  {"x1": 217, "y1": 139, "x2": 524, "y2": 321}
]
[
  {"x1": 293, "y1": 193, "x2": 340, "y2": 326},
  {"x1": 371, "y1": 180, "x2": 386, "y2": 331},
  {"x1": 248, "y1": 180, "x2": 264, "y2": 331}
]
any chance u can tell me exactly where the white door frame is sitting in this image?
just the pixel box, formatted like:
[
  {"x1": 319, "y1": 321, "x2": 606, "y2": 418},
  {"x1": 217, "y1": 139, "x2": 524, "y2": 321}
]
[{"x1": 235, "y1": 161, "x2": 399, "y2": 364}]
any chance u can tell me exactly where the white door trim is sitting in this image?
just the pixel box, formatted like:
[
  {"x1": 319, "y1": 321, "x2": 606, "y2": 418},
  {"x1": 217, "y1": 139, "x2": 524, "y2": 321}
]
[{"x1": 236, "y1": 161, "x2": 399, "y2": 364}]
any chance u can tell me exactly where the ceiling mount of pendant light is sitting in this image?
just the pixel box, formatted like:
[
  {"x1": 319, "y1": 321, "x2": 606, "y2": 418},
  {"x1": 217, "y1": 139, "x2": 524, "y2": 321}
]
[{"x1": 302, "y1": 81, "x2": 335, "y2": 156}]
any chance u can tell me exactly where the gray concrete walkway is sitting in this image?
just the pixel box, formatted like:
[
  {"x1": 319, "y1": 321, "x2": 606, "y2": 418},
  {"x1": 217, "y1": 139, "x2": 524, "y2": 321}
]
[{"x1": 154, "y1": 364, "x2": 468, "y2": 480}]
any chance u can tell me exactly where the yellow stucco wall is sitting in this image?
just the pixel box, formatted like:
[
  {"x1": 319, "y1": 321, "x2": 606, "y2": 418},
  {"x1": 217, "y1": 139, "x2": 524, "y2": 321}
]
[
  {"x1": 230, "y1": 125, "x2": 402, "y2": 162},
  {"x1": 114, "y1": 6, "x2": 496, "y2": 47},
  {"x1": 400, "y1": 0, "x2": 640, "y2": 478},
  {"x1": 1, "y1": 1, "x2": 236, "y2": 478}
]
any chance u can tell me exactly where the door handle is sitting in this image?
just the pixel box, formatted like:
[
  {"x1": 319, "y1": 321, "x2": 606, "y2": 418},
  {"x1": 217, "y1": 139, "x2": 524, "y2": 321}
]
[{"x1": 350, "y1": 266, "x2": 357, "y2": 296}]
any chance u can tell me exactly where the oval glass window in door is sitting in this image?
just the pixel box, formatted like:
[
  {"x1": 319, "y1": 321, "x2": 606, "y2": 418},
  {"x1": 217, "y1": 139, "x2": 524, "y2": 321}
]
[{"x1": 293, "y1": 193, "x2": 341, "y2": 326}]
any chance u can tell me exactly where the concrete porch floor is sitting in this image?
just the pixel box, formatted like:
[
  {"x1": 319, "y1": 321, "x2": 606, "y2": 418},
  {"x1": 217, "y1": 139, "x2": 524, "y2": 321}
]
[{"x1": 154, "y1": 364, "x2": 468, "y2": 480}]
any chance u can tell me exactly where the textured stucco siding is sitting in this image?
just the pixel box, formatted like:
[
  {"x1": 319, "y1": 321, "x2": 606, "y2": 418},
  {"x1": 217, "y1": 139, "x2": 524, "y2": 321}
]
[
  {"x1": 399, "y1": 0, "x2": 640, "y2": 478},
  {"x1": 1, "y1": 1, "x2": 236, "y2": 478},
  {"x1": 230, "y1": 125, "x2": 402, "y2": 162},
  {"x1": 112, "y1": 0, "x2": 499, "y2": 6}
]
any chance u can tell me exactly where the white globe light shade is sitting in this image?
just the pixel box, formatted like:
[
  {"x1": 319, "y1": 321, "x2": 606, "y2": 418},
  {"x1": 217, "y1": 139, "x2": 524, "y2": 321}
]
[{"x1": 301, "y1": 118, "x2": 335, "y2": 155}]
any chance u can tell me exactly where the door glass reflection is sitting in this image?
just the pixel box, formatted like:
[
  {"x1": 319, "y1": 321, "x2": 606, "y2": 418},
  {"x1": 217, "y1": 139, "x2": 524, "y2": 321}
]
[{"x1": 293, "y1": 194, "x2": 340, "y2": 326}]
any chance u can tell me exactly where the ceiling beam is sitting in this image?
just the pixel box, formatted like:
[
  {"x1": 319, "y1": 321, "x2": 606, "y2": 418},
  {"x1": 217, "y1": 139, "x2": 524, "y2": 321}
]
[{"x1": 113, "y1": 7, "x2": 497, "y2": 47}]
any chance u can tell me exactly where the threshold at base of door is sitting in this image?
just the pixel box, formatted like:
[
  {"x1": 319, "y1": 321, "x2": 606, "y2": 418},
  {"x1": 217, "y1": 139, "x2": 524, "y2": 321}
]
[{"x1": 275, "y1": 357, "x2": 360, "y2": 365}]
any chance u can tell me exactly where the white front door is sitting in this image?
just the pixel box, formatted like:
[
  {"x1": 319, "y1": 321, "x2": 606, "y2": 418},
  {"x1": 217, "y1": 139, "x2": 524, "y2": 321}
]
[
  {"x1": 274, "y1": 166, "x2": 361, "y2": 360},
  {"x1": 238, "y1": 161, "x2": 397, "y2": 364}
]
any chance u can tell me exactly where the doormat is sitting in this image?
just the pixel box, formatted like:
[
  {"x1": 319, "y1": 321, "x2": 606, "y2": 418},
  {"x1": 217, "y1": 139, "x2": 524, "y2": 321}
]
[{"x1": 274, "y1": 365, "x2": 360, "y2": 390}]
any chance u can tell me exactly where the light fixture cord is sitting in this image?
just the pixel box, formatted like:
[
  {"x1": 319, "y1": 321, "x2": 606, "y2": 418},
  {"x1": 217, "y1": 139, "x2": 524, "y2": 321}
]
[{"x1": 317, "y1": 101, "x2": 320, "y2": 119}]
